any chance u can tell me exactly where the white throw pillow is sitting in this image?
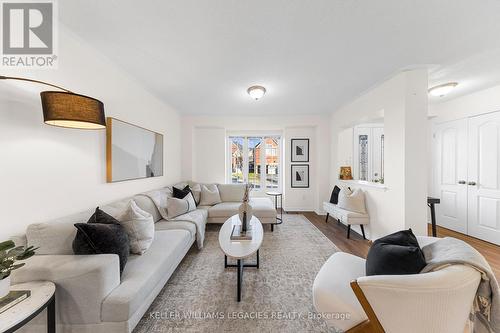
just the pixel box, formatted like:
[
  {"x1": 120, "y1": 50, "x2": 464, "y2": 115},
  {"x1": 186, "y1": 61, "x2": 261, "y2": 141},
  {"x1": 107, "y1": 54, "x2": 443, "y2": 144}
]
[
  {"x1": 337, "y1": 188, "x2": 367, "y2": 214},
  {"x1": 167, "y1": 192, "x2": 197, "y2": 219},
  {"x1": 117, "y1": 200, "x2": 155, "y2": 255},
  {"x1": 199, "y1": 184, "x2": 222, "y2": 206}
]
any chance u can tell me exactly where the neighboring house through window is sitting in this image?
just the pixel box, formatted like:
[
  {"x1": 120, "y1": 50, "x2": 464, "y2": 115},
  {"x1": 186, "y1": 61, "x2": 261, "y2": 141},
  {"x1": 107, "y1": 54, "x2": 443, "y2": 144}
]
[{"x1": 228, "y1": 136, "x2": 281, "y2": 192}]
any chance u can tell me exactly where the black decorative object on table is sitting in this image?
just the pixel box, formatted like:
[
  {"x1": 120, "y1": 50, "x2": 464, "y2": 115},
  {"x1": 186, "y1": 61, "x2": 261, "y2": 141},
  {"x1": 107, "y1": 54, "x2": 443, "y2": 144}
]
[{"x1": 242, "y1": 212, "x2": 247, "y2": 233}]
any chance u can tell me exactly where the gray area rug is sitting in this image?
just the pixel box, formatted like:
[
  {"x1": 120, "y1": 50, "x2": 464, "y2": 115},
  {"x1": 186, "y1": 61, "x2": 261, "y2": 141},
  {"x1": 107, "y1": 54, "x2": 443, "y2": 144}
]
[{"x1": 134, "y1": 214, "x2": 339, "y2": 333}]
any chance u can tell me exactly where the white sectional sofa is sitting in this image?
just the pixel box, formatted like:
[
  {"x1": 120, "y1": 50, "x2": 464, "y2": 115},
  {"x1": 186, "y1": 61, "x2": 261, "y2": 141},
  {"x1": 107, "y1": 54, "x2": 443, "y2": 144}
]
[{"x1": 11, "y1": 182, "x2": 276, "y2": 333}]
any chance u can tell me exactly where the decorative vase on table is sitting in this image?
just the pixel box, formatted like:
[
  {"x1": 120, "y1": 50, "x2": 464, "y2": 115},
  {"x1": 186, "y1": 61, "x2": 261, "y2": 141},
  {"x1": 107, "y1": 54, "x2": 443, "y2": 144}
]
[
  {"x1": 238, "y1": 184, "x2": 253, "y2": 233},
  {"x1": 0, "y1": 240, "x2": 37, "y2": 299}
]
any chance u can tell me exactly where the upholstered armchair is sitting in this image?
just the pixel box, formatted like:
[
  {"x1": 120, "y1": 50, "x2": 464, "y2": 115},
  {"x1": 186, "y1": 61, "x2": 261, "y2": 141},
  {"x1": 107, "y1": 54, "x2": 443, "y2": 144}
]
[{"x1": 312, "y1": 236, "x2": 482, "y2": 333}]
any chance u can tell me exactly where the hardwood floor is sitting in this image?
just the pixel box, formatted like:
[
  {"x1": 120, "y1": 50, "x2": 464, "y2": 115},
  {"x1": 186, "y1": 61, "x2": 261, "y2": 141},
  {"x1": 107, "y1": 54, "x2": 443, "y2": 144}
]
[
  {"x1": 300, "y1": 212, "x2": 500, "y2": 279},
  {"x1": 301, "y1": 212, "x2": 371, "y2": 258},
  {"x1": 429, "y1": 224, "x2": 500, "y2": 279}
]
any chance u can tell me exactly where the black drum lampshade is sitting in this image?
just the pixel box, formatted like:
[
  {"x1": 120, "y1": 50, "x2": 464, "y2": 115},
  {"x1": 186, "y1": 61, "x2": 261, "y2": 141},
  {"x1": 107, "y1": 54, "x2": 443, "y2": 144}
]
[{"x1": 41, "y1": 91, "x2": 106, "y2": 129}]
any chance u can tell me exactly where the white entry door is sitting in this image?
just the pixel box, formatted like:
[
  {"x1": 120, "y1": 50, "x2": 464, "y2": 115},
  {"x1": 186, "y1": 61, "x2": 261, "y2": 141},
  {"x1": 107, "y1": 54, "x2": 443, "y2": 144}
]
[
  {"x1": 434, "y1": 119, "x2": 468, "y2": 233},
  {"x1": 467, "y1": 112, "x2": 500, "y2": 245}
]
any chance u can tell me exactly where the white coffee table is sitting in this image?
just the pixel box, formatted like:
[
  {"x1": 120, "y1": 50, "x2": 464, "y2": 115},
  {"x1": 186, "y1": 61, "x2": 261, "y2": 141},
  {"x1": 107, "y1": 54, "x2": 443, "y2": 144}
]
[
  {"x1": 219, "y1": 214, "x2": 263, "y2": 302},
  {"x1": 0, "y1": 281, "x2": 56, "y2": 333}
]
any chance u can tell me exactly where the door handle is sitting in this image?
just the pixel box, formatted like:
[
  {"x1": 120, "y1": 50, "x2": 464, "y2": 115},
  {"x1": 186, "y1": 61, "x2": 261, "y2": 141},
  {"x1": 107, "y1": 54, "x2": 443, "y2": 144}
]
[
  {"x1": 468, "y1": 181, "x2": 477, "y2": 186},
  {"x1": 458, "y1": 180, "x2": 466, "y2": 184}
]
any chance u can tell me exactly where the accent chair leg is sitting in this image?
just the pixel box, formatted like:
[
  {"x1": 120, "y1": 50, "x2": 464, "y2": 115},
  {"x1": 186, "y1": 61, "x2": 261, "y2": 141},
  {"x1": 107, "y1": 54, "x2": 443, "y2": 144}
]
[
  {"x1": 325, "y1": 213, "x2": 329, "y2": 223},
  {"x1": 271, "y1": 224, "x2": 274, "y2": 232},
  {"x1": 360, "y1": 225, "x2": 366, "y2": 240},
  {"x1": 347, "y1": 224, "x2": 351, "y2": 239}
]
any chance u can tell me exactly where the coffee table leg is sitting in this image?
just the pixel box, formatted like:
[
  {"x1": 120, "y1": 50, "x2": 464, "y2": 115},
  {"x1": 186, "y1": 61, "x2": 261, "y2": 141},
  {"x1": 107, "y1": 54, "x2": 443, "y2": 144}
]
[
  {"x1": 256, "y1": 250, "x2": 259, "y2": 269},
  {"x1": 47, "y1": 294, "x2": 56, "y2": 333},
  {"x1": 237, "y1": 259, "x2": 243, "y2": 302}
]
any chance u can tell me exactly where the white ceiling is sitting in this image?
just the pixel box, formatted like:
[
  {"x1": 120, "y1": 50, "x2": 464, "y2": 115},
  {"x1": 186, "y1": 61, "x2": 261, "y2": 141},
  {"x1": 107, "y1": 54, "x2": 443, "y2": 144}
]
[{"x1": 60, "y1": 0, "x2": 500, "y2": 115}]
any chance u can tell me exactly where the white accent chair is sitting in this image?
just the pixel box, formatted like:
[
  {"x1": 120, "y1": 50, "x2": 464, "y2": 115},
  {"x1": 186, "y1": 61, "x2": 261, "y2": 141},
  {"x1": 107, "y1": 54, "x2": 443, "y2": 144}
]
[
  {"x1": 312, "y1": 236, "x2": 481, "y2": 333},
  {"x1": 323, "y1": 201, "x2": 369, "y2": 239}
]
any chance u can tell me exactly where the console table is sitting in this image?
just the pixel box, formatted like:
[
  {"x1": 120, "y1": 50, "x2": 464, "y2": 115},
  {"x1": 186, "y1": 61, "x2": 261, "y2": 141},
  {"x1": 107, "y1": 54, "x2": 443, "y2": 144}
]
[{"x1": 427, "y1": 196, "x2": 440, "y2": 237}]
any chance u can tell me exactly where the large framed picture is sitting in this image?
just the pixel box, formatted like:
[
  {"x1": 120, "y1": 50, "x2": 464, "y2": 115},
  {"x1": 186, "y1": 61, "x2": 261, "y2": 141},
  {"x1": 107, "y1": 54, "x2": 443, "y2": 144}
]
[
  {"x1": 291, "y1": 138, "x2": 309, "y2": 162},
  {"x1": 106, "y1": 117, "x2": 163, "y2": 183},
  {"x1": 291, "y1": 164, "x2": 309, "y2": 188}
]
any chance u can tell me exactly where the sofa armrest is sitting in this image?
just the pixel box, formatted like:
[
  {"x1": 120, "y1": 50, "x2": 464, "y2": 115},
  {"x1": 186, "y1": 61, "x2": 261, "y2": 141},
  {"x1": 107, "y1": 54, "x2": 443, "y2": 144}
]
[{"x1": 11, "y1": 254, "x2": 121, "y2": 325}]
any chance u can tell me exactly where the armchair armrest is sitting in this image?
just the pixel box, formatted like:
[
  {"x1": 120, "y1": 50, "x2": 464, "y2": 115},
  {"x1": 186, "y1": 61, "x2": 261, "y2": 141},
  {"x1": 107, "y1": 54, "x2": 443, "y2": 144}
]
[{"x1": 11, "y1": 254, "x2": 121, "y2": 325}]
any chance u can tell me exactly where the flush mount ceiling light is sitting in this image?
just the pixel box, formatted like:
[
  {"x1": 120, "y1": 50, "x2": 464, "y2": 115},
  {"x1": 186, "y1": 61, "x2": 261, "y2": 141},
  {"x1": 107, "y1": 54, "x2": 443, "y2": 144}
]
[
  {"x1": 0, "y1": 75, "x2": 106, "y2": 129},
  {"x1": 428, "y1": 82, "x2": 458, "y2": 97},
  {"x1": 247, "y1": 85, "x2": 266, "y2": 100}
]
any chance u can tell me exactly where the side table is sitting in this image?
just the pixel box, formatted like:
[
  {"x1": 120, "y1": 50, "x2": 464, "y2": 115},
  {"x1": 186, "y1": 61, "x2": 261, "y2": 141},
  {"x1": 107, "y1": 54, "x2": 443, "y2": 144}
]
[
  {"x1": 0, "y1": 281, "x2": 56, "y2": 333},
  {"x1": 266, "y1": 191, "x2": 283, "y2": 232}
]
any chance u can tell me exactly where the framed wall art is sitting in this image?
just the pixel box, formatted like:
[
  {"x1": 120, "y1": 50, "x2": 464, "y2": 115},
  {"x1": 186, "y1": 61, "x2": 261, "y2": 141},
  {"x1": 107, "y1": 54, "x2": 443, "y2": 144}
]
[
  {"x1": 106, "y1": 117, "x2": 163, "y2": 182},
  {"x1": 291, "y1": 138, "x2": 309, "y2": 162},
  {"x1": 291, "y1": 164, "x2": 309, "y2": 188}
]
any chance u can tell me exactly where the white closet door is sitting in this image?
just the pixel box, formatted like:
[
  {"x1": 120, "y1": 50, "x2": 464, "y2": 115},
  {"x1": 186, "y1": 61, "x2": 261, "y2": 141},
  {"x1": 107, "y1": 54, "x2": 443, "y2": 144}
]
[
  {"x1": 434, "y1": 119, "x2": 468, "y2": 233},
  {"x1": 468, "y1": 112, "x2": 500, "y2": 245}
]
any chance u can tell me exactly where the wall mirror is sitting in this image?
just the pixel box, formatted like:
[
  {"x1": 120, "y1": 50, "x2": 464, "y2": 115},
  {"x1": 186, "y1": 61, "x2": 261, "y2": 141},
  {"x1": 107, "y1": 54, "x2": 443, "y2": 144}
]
[
  {"x1": 106, "y1": 118, "x2": 163, "y2": 182},
  {"x1": 338, "y1": 123, "x2": 385, "y2": 184}
]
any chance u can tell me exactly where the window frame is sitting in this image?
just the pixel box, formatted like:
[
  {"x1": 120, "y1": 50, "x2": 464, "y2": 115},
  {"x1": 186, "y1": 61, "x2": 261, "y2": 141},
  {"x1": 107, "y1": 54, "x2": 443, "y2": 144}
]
[{"x1": 226, "y1": 135, "x2": 282, "y2": 193}]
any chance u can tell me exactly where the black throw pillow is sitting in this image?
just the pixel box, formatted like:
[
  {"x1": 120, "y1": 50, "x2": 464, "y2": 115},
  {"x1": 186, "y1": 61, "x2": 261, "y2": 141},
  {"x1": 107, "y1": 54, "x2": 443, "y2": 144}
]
[
  {"x1": 329, "y1": 186, "x2": 341, "y2": 204},
  {"x1": 173, "y1": 185, "x2": 191, "y2": 199},
  {"x1": 72, "y1": 207, "x2": 129, "y2": 273},
  {"x1": 365, "y1": 229, "x2": 426, "y2": 276}
]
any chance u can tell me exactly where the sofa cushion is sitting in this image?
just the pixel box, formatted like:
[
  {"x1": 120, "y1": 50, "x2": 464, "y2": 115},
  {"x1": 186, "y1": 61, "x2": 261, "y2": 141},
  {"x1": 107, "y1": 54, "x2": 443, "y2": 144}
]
[
  {"x1": 26, "y1": 220, "x2": 79, "y2": 255},
  {"x1": 101, "y1": 229, "x2": 193, "y2": 322},
  {"x1": 208, "y1": 202, "x2": 240, "y2": 218},
  {"x1": 208, "y1": 198, "x2": 276, "y2": 219},
  {"x1": 250, "y1": 197, "x2": 278, "y2": 218},
  {"x1": 217, "y1": 184, "x2": 245, "y2": 202},
  {"x1": 133, "y1": 195, "x2": 162, "y2": 222},
  {"x1": 155, "y1": 220, "x2": 197, "y2": 238},
  {"x1": 199, "y1": 184, "x2": 222, "y2": 206},
  {"x1": 313, "y1": 252, "x2": 368, "y2": 331}
]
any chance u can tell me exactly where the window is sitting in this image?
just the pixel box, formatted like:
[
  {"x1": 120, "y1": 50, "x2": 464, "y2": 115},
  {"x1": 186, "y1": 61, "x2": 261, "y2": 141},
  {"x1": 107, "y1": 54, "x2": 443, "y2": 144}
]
[
  {"x1": 228, "y1": 136, "x2": 281, "y2": 191},
  {"x1": 352, "y1": 125, "x2": 384, "y2": 183}
]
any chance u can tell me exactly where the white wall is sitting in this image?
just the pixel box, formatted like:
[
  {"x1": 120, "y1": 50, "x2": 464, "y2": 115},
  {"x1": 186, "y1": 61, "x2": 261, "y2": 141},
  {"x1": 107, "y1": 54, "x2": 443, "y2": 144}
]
[
  {"x1": 429, "y1": 84, "x2": 500, "y2": 122},
  {"x1": 330, "y1": 70, "x2": 428, "y2": 239},
  {"x1": 181, "y1": 115, "x2": 330, "y2": 213},
  {"x1": 0, "y1": 26, "x2": 182, "y2": 239}
]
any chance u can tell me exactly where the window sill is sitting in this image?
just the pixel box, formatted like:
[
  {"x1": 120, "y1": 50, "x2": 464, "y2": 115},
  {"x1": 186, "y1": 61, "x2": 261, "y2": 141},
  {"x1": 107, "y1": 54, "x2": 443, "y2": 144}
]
[{"x1": 338, "y1": 179, "x2": 388, "y2": 191}]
